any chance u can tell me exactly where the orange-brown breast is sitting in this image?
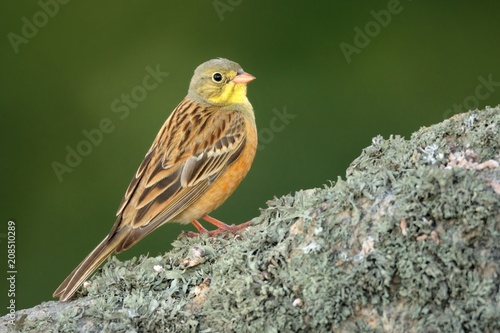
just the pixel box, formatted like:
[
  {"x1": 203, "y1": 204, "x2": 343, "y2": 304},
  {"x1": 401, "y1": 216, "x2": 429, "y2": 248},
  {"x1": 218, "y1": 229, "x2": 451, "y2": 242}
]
[{"x1": 173, "y1": 113, "x2": 257, "y2": 223}]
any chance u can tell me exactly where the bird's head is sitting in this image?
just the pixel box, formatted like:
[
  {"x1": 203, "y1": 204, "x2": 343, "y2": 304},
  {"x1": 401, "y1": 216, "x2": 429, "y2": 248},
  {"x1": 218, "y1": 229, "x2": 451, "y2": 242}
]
[{"x1": 187, "y1": 58, "x2": 255, "y2": 107}]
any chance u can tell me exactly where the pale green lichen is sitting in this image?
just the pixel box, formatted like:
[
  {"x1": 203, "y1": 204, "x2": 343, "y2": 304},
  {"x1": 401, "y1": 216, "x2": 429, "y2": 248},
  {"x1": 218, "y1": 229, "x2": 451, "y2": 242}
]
[{"x1": 3, "y1": 106, "x2": 500, "y2": 333}]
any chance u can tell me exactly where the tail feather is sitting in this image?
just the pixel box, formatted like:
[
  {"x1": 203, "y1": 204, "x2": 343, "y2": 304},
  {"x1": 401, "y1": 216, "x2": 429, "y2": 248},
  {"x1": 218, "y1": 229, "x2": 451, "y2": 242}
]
[{"x1": 53, "y1": 231, "x2": 125, "y2": 301}]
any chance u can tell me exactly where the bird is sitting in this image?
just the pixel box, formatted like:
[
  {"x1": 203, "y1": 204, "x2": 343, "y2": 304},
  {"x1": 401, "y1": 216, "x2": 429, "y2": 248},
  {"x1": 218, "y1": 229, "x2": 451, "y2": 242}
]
[{"x1": 53, "y1": 58, "x2": 257, "y2": 301}]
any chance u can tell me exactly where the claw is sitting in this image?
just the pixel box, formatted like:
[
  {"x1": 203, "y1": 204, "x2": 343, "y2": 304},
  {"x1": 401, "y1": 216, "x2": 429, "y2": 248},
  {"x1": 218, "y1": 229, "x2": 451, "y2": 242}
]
[{"x1": 179, "y1": 216, "x2": 252, "y2": 238}]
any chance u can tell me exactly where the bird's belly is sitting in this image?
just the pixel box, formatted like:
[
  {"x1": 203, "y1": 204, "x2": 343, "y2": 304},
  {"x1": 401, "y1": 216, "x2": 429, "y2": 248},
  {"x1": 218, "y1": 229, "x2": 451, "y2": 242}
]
[{"x1": 174, "y1": 124, "x2": 257, "y2": 223}]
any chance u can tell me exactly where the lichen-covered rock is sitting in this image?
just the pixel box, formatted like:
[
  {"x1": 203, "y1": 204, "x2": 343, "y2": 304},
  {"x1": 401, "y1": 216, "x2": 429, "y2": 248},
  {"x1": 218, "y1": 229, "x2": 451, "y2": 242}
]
[{"x1": 2, "y1": 107, "x2": 499, "y2": 333}]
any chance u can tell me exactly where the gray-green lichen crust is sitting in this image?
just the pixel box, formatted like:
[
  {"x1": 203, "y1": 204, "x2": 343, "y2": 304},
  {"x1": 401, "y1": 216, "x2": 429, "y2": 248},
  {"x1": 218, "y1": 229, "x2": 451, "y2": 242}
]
[{"x1": 4, "y1": 106, "x2": 500, "y2": 332}]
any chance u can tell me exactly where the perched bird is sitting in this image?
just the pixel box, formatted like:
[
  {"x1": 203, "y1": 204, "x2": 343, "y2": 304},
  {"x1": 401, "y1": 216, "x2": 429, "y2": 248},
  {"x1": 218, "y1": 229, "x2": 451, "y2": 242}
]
[{"x1": 53, "y1": 58, "x2": 257, "y2": 301}]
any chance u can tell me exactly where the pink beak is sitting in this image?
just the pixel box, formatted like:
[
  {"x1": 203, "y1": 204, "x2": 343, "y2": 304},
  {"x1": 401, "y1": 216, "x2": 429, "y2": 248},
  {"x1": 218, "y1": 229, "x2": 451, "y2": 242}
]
[{"x1": 232, "y1": 72, "x2": 255, "y2": 84}]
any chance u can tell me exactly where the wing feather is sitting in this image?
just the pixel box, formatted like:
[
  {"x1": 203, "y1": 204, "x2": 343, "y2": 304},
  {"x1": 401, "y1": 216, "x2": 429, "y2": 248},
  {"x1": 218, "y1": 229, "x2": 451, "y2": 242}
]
[{"x1": 110, "y1": 99, "x2": 248, "y2": 251}]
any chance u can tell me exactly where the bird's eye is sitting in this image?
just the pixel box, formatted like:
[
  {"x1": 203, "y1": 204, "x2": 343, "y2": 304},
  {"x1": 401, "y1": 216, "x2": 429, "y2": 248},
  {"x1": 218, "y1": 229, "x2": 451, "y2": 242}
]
[{"x1": 212, "y1": 72, "x2": 223, "y2": 82}]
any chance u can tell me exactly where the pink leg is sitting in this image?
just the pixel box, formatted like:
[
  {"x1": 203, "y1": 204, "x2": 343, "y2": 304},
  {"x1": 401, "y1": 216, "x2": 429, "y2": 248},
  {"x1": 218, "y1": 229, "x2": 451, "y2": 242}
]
[
  {"x1": 201, "y1": 215, "x2": 252, "y2": 237},
  {"x1": 179, "y1": 220, "x2": 208, "y2": 238},
  {"x1": 192, "y1": 220, "x2": 208, "y2": 233},
  {"x1": 179, "y1": 216, "x2": 252, "y2": 238}
]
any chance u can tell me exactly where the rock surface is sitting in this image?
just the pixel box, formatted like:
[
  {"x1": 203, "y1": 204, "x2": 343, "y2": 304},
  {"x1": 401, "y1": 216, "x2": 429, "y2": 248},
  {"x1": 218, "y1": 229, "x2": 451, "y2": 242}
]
[{"x1": 2, "y1": 107, "x2": 499, "y2": 333}]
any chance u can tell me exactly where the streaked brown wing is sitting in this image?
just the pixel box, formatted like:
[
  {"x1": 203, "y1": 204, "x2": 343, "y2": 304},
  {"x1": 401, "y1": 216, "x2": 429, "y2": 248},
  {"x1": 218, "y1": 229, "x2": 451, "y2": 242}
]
[{"x1": 111, "y1": 99, "x2": 247, "y2": 251}]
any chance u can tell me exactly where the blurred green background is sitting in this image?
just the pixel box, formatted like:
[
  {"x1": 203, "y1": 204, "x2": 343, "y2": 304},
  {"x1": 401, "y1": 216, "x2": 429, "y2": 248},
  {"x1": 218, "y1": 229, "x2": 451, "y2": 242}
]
[{"x1": 1, "y1": 1, "x2": 499, "y2": 314}]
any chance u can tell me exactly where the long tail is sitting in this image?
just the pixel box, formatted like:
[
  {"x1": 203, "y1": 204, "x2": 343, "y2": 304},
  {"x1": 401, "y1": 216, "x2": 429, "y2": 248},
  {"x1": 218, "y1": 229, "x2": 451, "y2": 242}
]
[{"x1": 53, "y1": 231, "x2": 126, "y2": 301}]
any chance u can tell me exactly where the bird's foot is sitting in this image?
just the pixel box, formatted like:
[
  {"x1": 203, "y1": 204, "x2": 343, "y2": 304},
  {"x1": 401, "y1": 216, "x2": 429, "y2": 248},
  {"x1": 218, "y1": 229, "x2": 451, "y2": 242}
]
[{"x1": 179, "y1": 216, "x2": 252, "y2": 238}]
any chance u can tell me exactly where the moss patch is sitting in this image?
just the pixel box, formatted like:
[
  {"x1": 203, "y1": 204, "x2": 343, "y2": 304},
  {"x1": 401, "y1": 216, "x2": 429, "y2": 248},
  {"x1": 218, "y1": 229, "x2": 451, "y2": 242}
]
[{"x1": 4, "y1": 107, "x2": 500, "y2": 333}]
